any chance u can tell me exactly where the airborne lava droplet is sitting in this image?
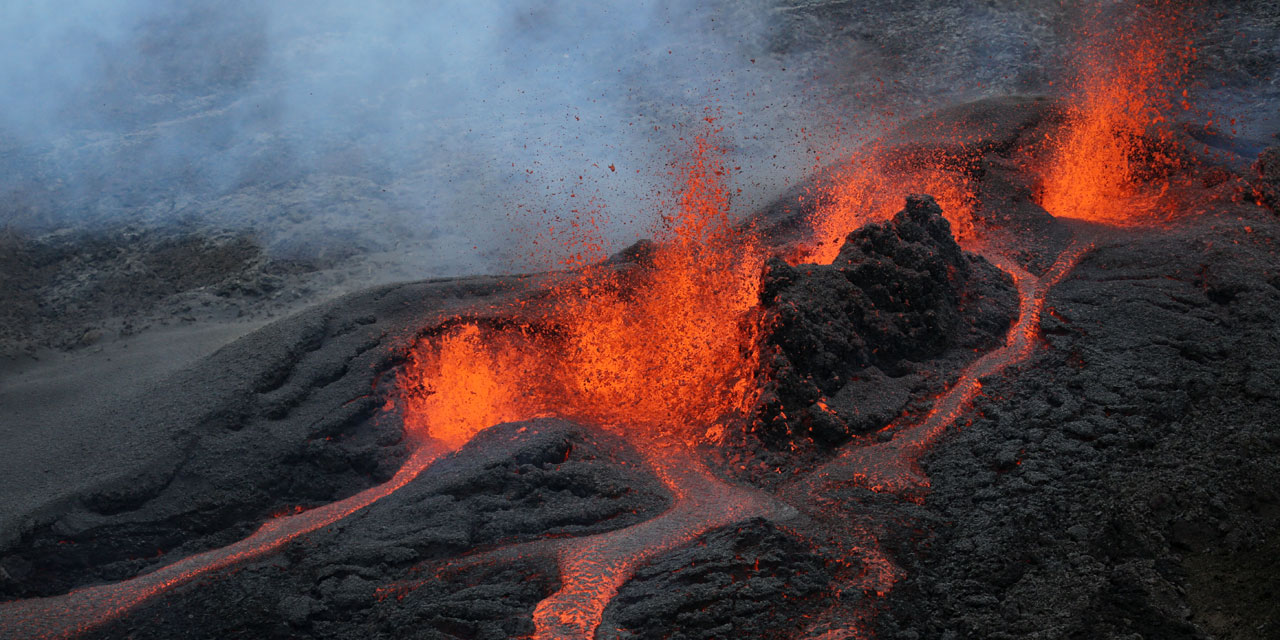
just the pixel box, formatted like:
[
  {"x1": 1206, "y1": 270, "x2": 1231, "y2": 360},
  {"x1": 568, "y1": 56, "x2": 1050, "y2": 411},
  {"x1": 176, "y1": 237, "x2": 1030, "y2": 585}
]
[{"x1": 397, "y1": 127, "x2": 764, "y2": 448}]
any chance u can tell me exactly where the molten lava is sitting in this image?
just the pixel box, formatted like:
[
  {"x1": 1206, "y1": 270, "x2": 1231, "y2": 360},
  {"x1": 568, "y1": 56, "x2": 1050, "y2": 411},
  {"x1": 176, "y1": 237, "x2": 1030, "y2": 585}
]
[
  {"x1": 393, "y1": 128, "x2": 783, "y2": 640},
  {"x1": 399, "y1": 324, "x2": 545, "y2": 448},
  {"x1": 397, "y1": 129, "x2": 764, "y2": 448},
  {"x1": 0, "y1": 445, "x2": 446, "y2": 640},
  {"x1": 1035, "y1": 4, "x2": 1193, "y2": 226},
  {"x1": 805, "y1": 148, "x2": 976, "y2": 264},
  {"x1": 531, "y1": 445, "x2": 790, "y2": 639}
]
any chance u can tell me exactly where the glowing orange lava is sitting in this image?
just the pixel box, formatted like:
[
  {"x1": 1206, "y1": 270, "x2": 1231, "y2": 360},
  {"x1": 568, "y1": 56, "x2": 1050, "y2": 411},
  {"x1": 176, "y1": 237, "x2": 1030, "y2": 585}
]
[
  {"x1": 790, "y1": 242, "x2": 1092, "y2": 501},
  {"x1": 394, "y1": 127, "x2": 776, "y2": 640},
  {"x1": 532, "y1": 445, "x2": 789, "y2": 639},
  {"x1": 4, "y1": 4, "x2": 1195, "y2": 625},
  {"x1": 399, "y1": 324, "x2": 546, "y2": 448},
  {"x1": 804, "y1": 147, "x2": 976, "y2": 264},
  {"x1": 784, "y1": 241, "x2": 1093, "y2": 638},
  {"x1": 1035, "y1": 4, "x2": 1192, "y2": 226},
  {"x1": 397, "y1": 128, "x2": 764, "y2": 448}
]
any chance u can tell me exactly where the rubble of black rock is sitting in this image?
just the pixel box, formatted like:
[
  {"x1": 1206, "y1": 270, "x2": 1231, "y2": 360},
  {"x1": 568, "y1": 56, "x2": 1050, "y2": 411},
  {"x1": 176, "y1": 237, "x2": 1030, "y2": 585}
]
[{"x1": 755, "y1": 195, "x2": 1016, "y2": 447}]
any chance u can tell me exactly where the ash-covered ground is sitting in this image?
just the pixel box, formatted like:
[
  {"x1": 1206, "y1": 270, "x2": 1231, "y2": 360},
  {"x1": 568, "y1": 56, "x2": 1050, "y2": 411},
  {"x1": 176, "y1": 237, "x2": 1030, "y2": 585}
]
[{"x1": 3, "y1": 3, "x2": 1280, "y2": 640}]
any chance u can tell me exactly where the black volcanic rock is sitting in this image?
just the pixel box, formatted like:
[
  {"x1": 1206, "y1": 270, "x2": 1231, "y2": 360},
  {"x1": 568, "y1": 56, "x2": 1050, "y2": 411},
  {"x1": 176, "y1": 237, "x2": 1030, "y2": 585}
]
[
  {"x1": 875, "y1": 215, "x2": 1280, "y2": 640},
  {"x1": 0, "y1": 274, "x2": 546, "y2": 600},
  {"x1": 599, "y1": 518, "x2": 834, "y2": 640},
  {"x1": 1255, "y1": 146, "x2": 1280, "y2": 211},
  {"x1": 756, "y1": 194, "x2": 1016, "y2": 446},
  {"x1": 87, "y1": 419, "x2": 672, "y2": 640}
]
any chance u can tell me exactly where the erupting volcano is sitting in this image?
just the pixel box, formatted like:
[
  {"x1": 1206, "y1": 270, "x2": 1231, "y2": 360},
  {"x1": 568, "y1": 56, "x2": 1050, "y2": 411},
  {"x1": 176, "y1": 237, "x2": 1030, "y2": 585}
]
[{"x1": 3, "y1": 3, "x2": 1280, "y2": 639}]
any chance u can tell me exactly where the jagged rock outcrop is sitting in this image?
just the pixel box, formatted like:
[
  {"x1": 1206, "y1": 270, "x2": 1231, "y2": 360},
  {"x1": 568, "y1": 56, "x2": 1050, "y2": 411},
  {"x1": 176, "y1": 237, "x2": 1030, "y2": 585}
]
[{"x1": 756, "y1": 194, "x2": 1016, "y2": 446}]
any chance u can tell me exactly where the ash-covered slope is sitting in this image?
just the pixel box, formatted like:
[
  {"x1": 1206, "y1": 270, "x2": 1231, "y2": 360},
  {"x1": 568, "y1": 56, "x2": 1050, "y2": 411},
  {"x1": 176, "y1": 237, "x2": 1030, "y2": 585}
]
[
  {"x1": 0, "y1": 274, "x2": 541, "y2": 599},
  {"x1": 757, "y1": 195, "x2": 1017, "y2": 446}
]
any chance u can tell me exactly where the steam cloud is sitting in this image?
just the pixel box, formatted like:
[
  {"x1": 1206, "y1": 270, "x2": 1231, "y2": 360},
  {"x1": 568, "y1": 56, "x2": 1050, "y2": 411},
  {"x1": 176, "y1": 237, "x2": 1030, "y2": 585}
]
[
  {"x1": 14, "y1": 1, "x2": 1245, "y2": 278},
  {"x1": 0, "y1": 1, "x2": 832, "y2": 275}
]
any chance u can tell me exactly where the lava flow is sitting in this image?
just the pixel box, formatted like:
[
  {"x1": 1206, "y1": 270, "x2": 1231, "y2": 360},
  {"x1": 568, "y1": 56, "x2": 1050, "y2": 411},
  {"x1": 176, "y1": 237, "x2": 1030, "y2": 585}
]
[
  {"x1": 396, "y1": 129, "x2": 785, "y2": 639},
  {"x1": 0, "y1": 444, "x2": 446, "y2": 640},
  {"x1": 531, "y1": 445, "x2": 793, "y2": 639},
  {"x1": 787, "y1": 241, "x2": 1092, "y2": 503}
]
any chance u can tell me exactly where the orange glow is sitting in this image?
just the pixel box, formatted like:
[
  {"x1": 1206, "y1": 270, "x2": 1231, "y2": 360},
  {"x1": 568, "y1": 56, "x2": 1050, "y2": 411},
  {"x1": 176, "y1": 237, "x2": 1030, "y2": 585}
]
[
  {"x1": 392, "y1": 130, "x2": 772, "y2": 639},
  {"x1": 532, "y1": 445, "x2": 787, "y2": 639},
  {"x1": 0, "y1": 445, "x2": 446, "y2": 640},
  {"x1": 396, "y1": 127, "x2": 764, "y2": 449},
  {"x1": 1036, "y1": 5, "x2": 1191, "y2": 225},
  {"x1": 791, "y1": 242, "x2": 1092, "y2": 502},
  {"x1": 805, "y1": 149, "x2": 975, "y2": 264},
  {"x1": 399, "y1": 324, "x2": 544, "y2": 448},
  {"x1": 555, "y1": 132, "x2": 764, "y2": 441}
]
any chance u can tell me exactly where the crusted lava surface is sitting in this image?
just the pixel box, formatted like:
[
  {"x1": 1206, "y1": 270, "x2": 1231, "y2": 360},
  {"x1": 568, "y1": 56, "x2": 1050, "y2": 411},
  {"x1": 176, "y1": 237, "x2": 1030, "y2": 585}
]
[
  {"x1": 84, "y1": 419, "x2": 671, "y2": 640},
  {"x1": 0, "y1": 274, "x2": 542, "y2": 600},
  {"x1": 875, "y1": 217, "x2": 1280, "y2": 640},
  {"x1": 756, "y1": 195, "x2": 1017, "y2": 447}
]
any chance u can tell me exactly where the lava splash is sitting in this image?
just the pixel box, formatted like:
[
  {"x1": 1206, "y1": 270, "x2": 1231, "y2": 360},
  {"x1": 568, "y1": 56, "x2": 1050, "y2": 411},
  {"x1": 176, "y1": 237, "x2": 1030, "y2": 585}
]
[
  {"x1": 1035, "y1": 2, "x2": 1194, "y2": 226},
  {"x1": 0, "y1": 4, "x2": 1219, "y2": 635},
  {"x1": 398, "y1": 128, "x2": 765, "y2": 449}
]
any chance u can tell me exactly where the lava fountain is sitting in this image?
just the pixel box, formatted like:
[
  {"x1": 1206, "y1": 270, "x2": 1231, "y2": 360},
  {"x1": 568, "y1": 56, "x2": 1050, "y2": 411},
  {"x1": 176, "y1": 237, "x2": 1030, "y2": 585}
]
[
  {"x1": 0, "y1": 4, "x2": 1209, "y2": 637},
  {"x1": 803, "y1": 145, "x2": 977, "y2": 264},
  {"x1": 398, "y1": 127, "x2": 766, "y2": 448},
  {"x1": 1035, "y1": 2, "x2": 1194, "y2": 226},
  {"x1": 396, "y1": 126, "x2": 788, "y2": 638}
]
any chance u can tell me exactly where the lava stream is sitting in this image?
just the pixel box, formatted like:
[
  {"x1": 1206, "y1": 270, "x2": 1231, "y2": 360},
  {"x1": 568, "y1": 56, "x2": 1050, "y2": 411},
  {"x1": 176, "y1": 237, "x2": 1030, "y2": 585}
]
[
  {"x1": 532, "y1": 445, "x2": 794, "y2": 639},
  {"x1": 768, "y1": 242, "x2": 1091, "y2": 638},
  {"x1": 789, "y1": 241, "x2": 1092, "y2": 502},
  {"x1": 0, "y1": 444, "x2": 447, "y2": 640}
]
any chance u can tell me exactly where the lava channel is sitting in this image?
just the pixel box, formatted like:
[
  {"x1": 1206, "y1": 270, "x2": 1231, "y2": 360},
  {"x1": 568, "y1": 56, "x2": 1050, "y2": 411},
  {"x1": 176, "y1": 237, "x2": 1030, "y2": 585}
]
[
  {"x1": 788, "y1": 241, "x2": 1093, "y2": 503},
  {"x1": 531, "y1": 444, "x2": 795, "y2": 639},
  {"x1": 0, "y1": 444, "x2": 446, "y2": 640},
  {"x1": 777, "y1": 240, "x2": 1094, "y2": 639}
]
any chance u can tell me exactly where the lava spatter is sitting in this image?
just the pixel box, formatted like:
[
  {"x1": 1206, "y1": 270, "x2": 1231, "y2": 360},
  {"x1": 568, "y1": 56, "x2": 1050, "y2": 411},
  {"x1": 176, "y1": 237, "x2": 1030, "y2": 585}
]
[
  {"x1": 397, "y1": 127, "x2": 765, "y2": 449},
  {"x1": 1035, "y1": 3, "x2": 1194, "y2": 226},
  {"x1": 1, "y1": 5, "x2": 1203, "y2": 628},
  {"x1": 804, "y1": 146, "x2": 977, "y2": 264}
]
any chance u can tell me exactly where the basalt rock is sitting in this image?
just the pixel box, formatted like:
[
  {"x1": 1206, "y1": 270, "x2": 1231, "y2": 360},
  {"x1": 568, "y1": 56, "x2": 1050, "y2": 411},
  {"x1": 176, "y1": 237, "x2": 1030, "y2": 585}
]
[
  {"x1": 599, "y1": 518, "x2": 834, "y2": 640},
  {"x1": 1254, "y1": 146, "x2": 1280, "y2": 211},
  {"x1": 85, "y1": 419, "x2": 672, "y2": 640},
  {"x1": 756, "y1": 194, "x2": 1016, "y2": 446}
]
